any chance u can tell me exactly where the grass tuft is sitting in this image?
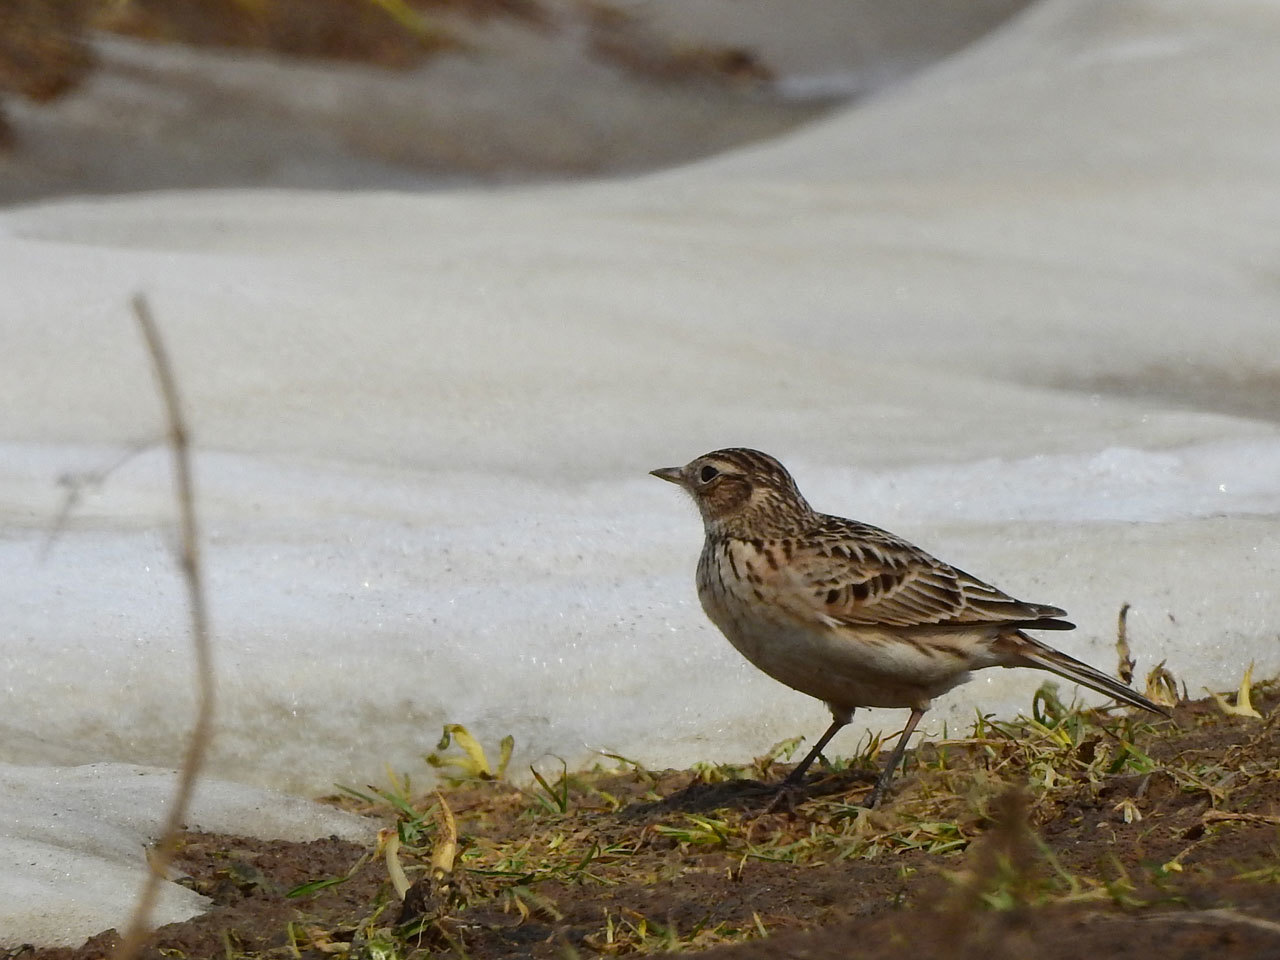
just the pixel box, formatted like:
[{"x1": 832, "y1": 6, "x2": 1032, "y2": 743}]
[{"x1": 129, "y1": 663, "x2": 1280, "y2": 959}]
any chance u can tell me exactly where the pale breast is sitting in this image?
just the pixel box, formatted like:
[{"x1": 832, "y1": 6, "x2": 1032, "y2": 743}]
[{"x1": 696, "y1": 537, "x2": 981, "y2": 711}]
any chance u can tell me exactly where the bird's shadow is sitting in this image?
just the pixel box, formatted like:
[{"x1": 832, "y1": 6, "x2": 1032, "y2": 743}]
[{"x1": 622, "y1": 767, "x2": 878, "y2": 819}]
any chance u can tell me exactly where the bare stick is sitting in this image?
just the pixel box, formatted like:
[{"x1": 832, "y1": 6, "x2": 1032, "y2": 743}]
[{"x1": 113, "y1": 294, "x2": 217, "y2": 960}]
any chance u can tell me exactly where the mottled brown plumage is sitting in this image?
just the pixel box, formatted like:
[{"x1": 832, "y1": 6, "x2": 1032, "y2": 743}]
[{"x1": 652, "y1": 448, "x2": 1167, "y2": 808}]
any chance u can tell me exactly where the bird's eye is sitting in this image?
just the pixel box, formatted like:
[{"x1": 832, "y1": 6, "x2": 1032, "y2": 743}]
[{"x1": 699, "y1": 465, "x2": 720, "y2": 483}]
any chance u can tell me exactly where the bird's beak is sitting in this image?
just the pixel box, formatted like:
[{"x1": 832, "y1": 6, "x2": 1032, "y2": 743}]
[{"x1": 649, "y1": 466, "x2": 684, "y2": 485}]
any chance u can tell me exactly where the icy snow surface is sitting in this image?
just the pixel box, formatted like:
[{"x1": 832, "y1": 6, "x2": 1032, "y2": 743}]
[
  {"x1": 3, "y1": 0, "x2": 1280, "y2": 945},
  {"x1": 0, "y1": 764, "x2": 374, "y2": 946}
]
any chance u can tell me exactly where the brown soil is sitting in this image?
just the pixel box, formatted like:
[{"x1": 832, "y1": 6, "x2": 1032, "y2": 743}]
[
  {"x1": 90, "y1": 0, "x2": 541, "y2": 68},
  {"x1": 95, "y1": 0, "x2": 772, "y2": 86},
  {"x1": 1, "y1": 0, "x2": 769, "y2": 107},
  {"x1": 0, "y1": 0, "x2": 781, "y2": 187},
  {"x1": 21, "y1": 686, "x2": 1280, "y2": 960}
]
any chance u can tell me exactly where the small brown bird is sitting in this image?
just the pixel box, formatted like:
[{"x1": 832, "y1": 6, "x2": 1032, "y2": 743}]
[{"x1": 652, "y1": 448, "x2": 1167, "y2": 808}]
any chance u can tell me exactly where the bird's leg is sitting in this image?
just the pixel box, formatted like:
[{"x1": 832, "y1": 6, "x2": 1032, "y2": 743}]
[
  {"x1": 764, "y1": 714, "x2": 849, "y2": 814},
  {"x1": 864, "y1": 708, "x2": 925, "y2": 809},
  {"x1": 781, "y1": 714, "x2": 849, "y2": 787}
]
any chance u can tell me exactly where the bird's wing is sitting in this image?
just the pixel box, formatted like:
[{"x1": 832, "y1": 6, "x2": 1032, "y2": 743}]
[{"x1": 771, "y1": 516, "x2": 1071, "y2": 630}]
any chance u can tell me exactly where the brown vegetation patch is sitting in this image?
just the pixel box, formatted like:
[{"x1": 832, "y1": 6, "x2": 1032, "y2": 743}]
[{"x1": 20, "y1": 679, "x2": 1280, "y2": 959}]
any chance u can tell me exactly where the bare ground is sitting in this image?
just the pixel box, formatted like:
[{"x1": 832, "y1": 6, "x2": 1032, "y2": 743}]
[
  {"x1": 0, "y1": 0, "x2": 1031, "y2": 201},
  {"x1": 23, "y1": 683, "x2": 1280, "y2": 959}
]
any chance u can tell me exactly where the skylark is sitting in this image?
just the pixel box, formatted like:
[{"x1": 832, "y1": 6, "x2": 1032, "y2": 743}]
[{"x1": 652, "y1": 448, "x2": 1168, "y2": 808}]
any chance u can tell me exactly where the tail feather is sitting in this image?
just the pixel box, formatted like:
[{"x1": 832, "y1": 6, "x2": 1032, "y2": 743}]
[
  {"x1": 1009, "y1": 632, "x2": 1170, "y2": 716},
  {"x1": 1013, "y1": 617, "x2": 1076, "y2": 631}
]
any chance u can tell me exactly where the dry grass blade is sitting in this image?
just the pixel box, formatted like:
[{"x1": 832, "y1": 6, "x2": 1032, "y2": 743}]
[
  {"x1": 1115, "y1": 602, "x2": 1135, "y2": 685},
  {"x1": 431, "y1": 790, "x2": 459, "y2": 879},
  {"x1": 112, "y1": 293, "x2": 217, "y2": 960},
  {"x1": 1117, "y1": 908, "x2": 1280, "y2": 937},
  {"x1": 1206, "y1": 662, "x2": 1264, "y2": 719},
  {"x1": 1144, "y1": 660, "x2": 1180, "y2": 708},
  {"x1": 380, "y1": 828, "x2": 412, "y2": 900},
  {"x1": 1201, "y1": 810, "x2": 1280, "y2": 827}
]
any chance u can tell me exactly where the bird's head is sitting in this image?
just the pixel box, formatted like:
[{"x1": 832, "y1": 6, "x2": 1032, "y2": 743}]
[{"x1": 650, "y1": 448, "x2": 814, "y2": 539}]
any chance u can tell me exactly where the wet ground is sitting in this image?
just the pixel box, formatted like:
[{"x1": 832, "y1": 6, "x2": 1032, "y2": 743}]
[
  {"x1": 0, "y1": 0, "x2": 1028, "y2": 201},
  {"x1": 25, "y1": 684, "x2": 1280, "y2": 959}
]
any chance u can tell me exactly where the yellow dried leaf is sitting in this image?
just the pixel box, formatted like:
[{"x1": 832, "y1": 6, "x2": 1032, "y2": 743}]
[
  {"x1": 497, "y1": 734, "x2": 515, "y2": 778},
  {"x1": 1144, "y1": 660, "x2": 1180, "y2": 708},
  {"x1": 1113, "y1": 798, "x2": 1142, "y2": 824},
  {"x1": 427, "y1": 723, "x2": 497, "y2": 779},
  {"x1": 1206, "y1": 662, "x2": 1262, "y2": 719},
  {"x1": 378, "y1": 827, "x2": 411, "y2": 901},
  {"x1": 431, "y1": 790, "x2": 458, "y2": 878}
]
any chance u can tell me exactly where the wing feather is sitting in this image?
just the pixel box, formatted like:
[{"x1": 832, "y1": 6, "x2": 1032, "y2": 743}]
[{"x1": 776, "y1": 515, "x2": 1072, "y2": 631}]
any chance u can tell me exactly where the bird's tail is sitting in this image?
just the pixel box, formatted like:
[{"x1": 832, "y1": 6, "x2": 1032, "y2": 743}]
[{"x1": 1005, "y1": 631, "x2": 1170, "y2": 716}]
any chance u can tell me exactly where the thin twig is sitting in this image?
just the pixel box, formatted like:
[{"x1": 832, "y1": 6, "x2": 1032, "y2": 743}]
[
  {"x1": 1202, "y1": 809, "x2": 1280, "y2": 827},
  {"x1": 112, "y1": 294, "x2": 217, "y2": 960},
  {"x1": 1106, "y1": 907, "x2": 1280, "y2": 937},
  {"x1": 42, "y1": 442, "x2": 154, "y2": 561}
]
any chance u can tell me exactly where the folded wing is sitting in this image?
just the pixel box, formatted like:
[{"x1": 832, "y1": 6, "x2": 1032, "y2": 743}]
[{"x1": 782, "y1": 516, "x2": 1074, "y2": 631}]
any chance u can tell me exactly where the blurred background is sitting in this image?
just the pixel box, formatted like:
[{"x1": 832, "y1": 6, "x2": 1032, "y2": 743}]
[{"x1": 0, "y1": 0, "x2": 1029, "y2": 203}]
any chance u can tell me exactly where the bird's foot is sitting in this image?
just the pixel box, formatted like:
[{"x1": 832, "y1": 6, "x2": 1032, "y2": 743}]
[
  {"x1": 860, "y1": 767, "x2": 900, "y2": 809},
  {"x1": 763, "y1": 783, "x2": 808, "y2": 815}
]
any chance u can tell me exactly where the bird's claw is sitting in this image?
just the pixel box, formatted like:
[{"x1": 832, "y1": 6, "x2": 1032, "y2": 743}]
[{"x1": 764, "y1": 783, "x2": 807, "y2": 815}]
